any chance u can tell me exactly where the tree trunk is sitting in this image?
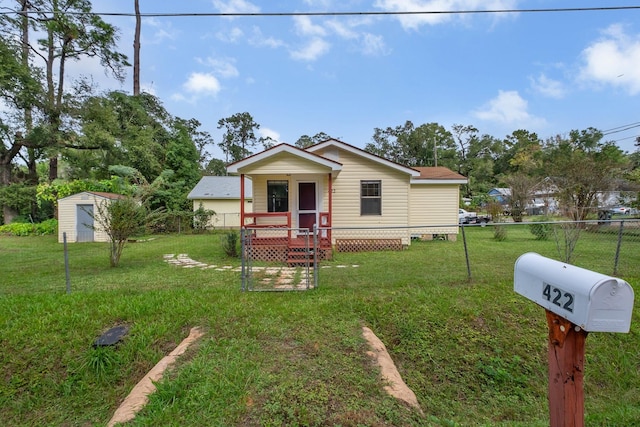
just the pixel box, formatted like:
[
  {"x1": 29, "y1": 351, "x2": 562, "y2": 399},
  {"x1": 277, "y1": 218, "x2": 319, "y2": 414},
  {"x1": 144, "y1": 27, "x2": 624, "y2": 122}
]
[
  {"x1": 20, "y1": 0, "x2": 37, "y2": 185},
  {"x1": 133, "y1": 0, "x2": 141, "y2": 95}
]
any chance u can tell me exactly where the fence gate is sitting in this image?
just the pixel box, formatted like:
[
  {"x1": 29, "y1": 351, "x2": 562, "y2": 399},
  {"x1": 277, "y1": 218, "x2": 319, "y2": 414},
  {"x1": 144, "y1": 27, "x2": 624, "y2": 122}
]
[{"x1": 241, "y1": 227, "x2": 319, "y2": 291}]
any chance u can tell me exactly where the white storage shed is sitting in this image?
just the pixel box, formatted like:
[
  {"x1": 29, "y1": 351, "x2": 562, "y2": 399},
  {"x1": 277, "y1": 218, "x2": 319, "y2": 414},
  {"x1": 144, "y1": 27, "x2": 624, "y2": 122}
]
[{"x1": 57, "y1": 191, "x2": 125, "y2": 243}]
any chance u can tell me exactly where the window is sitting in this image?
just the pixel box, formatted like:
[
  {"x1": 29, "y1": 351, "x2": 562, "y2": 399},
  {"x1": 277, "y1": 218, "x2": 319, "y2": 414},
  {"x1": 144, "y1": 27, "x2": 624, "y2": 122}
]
[
  {"x1": 267, "y1": 180, "x2": 289, "y2": 212},
  {"x1": 360, "y1": 180, "x2": 381, "y2": 215}
]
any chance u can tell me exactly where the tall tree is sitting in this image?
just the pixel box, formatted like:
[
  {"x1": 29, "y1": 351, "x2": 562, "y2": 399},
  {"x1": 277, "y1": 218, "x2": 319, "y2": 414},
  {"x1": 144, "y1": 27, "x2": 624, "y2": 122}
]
[
  {"x1": 295, "y1": 131, "x2": 332, "y2": 148},
  {"x1": 543, "y1": 128, "x2": 627, "y2": 221},
  {"x1": 365, "y1": 121, "x2": 455, "y2": 168},
  {"x1": 5, "y1": 0, "x2": 130, "y2": 182},
  {"x1": 0, "y1": 32, "x2": 44, "y2": 223},
  {"x1": 217, "y1": 112, "x2": 260, "y2": 163}
]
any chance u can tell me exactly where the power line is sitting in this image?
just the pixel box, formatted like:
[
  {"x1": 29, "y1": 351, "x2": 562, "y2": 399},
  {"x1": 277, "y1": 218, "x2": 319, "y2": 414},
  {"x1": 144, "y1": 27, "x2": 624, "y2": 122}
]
[
  {"x1": 603, "y1": 123, "x2": 640, "y2": 136},
  {"x1": 2, "y1": 5, "x2": 640, "y2": 18}
]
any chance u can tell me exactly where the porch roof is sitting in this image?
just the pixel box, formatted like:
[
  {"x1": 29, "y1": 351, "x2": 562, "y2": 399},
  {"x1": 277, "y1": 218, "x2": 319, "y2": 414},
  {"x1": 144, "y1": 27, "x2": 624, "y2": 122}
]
[
  {"x1": 307, "y1": 138, "x2": 421, "y2": 177},
  {"x1": 227, "y1": 143, "x2": 342, "y2": 176}
]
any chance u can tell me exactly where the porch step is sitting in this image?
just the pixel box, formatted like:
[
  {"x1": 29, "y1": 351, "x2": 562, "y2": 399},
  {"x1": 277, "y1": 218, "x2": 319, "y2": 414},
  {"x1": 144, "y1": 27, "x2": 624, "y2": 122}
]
[{"x1": 287, "y1": 249, "x2": 315, "y2": 267}]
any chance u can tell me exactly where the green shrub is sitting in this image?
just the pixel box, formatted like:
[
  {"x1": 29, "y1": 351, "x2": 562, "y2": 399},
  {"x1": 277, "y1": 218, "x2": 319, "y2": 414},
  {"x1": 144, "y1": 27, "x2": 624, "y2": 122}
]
[
  {"x1": 529, "y1": 218, "x2": 552, "y2": 240},
  {"x1": 193, "y1": 203, "x2": 215, "y2": 233},
  {"x1": 493, "y1": 225, "x2": 507, "y2": 241},
  {"x1": 221, "y1": 230, "x2": 240, "y2": 258},
  {"x1": 0, "y1": 219, "x2": 58, "y2": 236}
]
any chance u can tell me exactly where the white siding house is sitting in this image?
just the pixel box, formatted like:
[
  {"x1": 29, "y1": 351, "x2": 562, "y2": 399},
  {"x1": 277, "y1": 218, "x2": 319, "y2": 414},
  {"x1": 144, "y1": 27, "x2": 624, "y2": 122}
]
[
  {"x1": 187, "y1": 176, "x2": 253, "y2": 229},
  {"x1": 227, "y1": 139, "x2": 468, "y2": 251}
]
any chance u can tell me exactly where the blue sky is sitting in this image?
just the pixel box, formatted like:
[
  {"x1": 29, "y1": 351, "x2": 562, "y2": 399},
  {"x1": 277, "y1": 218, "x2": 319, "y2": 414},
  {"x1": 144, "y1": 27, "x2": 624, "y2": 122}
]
[{"x1": 79, "y1": 0, "x2": 640, "y2": 160}]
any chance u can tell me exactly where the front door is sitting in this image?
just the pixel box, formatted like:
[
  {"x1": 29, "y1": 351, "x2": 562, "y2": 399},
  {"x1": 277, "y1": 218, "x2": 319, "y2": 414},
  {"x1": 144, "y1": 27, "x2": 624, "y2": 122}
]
[{"x1": 298, "y1": 182, "x2": 317, "y2": 232}]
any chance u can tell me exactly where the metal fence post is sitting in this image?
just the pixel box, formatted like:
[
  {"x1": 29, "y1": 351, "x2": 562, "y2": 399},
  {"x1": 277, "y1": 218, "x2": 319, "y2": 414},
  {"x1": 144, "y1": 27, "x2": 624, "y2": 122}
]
[
  {"x1": 63, "y1": 232, "x2": 71, "y2": 294},
  {"x1": 313, "y1": 224, "x2": 318, "y2": 289},
  {"x1": 613, "y1": 220, "x2": 624, "y2": 275},
  {"x1": 461, "y1": 224, "x2": 472, "y2": 280}
]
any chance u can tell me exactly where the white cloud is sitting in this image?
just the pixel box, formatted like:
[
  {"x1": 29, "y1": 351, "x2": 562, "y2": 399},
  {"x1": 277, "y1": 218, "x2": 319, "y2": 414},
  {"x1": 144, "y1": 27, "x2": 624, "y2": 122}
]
[
  {"x1": 258, "y1": 127, "x2": 281, "y2": 143},
  {"x1": 530, "y1": 73, "x2": 566, "y2": 99},
  {"x1": 361, "y1": 33, "x2": 390, "y2": 56},
  {"x1": 249, "y1": 26, "x2": 286, "y2": 48},
  {"x1": 293, "y1": 17, "x2": 388, "y2": 58},
  {"x1": 579, "y1": 24, "x2": 640, "y2": 95},
  {"x1": 217, "y1": 27, "x2": 244, "y2": 43},
  {"x1": 325, "y1": 20, "x2": 359, "y2": 39},
  {"x1": 290, "y1": 37, "x2": 331, "y2": 61},
  {"x1": 473, "y1": 90, "x2": 545, "y2": 127},
  {"x1": 294, "y1": 16, "x2": 328, "y2": 37},
  {"x1": 373, "y1": 0, "x2": 519, "y2": 30},
  {"x1": 182, "y1": 72, "x2": 221, "y2": 96},
  {"x1": 197, "y1": 57, "x2": 239, "y2": 79},
  {"x1": 140, "y1": 83, "x2": 157, "y2": 96},
  {"x1": 212, "y1": 0, "x2": 260, "y2": 14},
  {"x1": 303, "y1": 0, "x2": 334, "y2": 7},
  {"x1": 143, "y1": 18, "x2": 179, "y2": 44}
]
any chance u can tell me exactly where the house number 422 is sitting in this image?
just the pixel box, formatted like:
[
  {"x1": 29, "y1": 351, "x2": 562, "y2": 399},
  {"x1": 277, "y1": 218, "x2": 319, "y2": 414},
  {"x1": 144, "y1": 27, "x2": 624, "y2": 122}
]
[{"x1": 542, "y1": 282, "x2": 575, "y2": 313}]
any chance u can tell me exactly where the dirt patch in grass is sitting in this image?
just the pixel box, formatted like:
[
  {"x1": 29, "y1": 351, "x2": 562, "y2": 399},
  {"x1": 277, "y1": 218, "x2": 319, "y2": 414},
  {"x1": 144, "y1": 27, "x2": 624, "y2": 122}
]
[
  {"x1": 107, "y1": 327, "x2": 205, "y2": 426},
  {"x1": 362, "y1": 326, "x2": 423, "y2": 415}
]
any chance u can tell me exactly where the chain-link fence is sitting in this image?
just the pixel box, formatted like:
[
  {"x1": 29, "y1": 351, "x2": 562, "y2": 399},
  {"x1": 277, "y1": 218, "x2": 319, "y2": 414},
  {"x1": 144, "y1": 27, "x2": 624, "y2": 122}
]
[
  {"x1": 241, "y1": 227, "x2": 320, "y2": 292},
  {"x1": 323, "y1": 219, "x2": 640, "y2": 282}
]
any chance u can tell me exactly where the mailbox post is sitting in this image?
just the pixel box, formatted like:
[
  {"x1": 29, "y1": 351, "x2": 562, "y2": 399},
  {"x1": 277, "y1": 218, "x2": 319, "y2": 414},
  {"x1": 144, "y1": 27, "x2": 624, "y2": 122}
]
[{"x1": 514, "y1": 253, "x2": 634, "y2": 427}]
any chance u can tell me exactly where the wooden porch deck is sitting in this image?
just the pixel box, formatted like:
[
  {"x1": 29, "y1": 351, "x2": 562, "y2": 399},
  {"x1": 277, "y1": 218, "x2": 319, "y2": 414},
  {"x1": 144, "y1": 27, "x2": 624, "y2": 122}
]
[{"x1": 245, "y1": 235, "x2": 332, "y2": 265}]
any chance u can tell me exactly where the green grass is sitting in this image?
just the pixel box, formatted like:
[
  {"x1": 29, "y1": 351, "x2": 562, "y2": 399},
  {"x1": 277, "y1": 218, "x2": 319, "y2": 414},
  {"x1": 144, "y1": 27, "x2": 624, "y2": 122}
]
[{"x1": 1, "y1": 227, "x2": 639, "y2": 426}]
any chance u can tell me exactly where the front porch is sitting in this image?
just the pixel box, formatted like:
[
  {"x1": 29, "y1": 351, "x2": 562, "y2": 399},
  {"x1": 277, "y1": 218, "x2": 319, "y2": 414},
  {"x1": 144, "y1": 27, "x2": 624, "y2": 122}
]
[{"x1": 242, "y1": 212, "x2": 333, "y2": 264}]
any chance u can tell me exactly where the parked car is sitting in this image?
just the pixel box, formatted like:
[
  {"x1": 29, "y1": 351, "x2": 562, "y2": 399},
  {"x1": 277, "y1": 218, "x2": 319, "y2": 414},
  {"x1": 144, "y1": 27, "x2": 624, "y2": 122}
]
[
  {"x1": 459, "y1": 209, "x2": 491, "y2": 224},
  {"x1": 609, "y1": 206, "x2": 632, "y2": 215}
]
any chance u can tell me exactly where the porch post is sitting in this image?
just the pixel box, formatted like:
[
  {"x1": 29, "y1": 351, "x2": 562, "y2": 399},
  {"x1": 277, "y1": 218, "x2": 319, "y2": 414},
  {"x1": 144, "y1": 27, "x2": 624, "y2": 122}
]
[
  {"x1": 328, "y1": 173, "x2": 333, "y2": 245},
  {"x1": 240, "y1": 174, "x2": 245, "y2": 227},
  {"x1": 328, "y1": 173, "x2": 332, "y2": 222}
]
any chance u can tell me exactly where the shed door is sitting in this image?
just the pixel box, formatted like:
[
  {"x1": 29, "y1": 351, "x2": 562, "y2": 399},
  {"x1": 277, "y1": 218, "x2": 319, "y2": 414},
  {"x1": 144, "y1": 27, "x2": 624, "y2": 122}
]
[
  {"x1": 298, "y1": 182, "x2": 317, "y2": 232},
  {"x1": 77, "y1": 204, "x2": 94, "y2": 242}
]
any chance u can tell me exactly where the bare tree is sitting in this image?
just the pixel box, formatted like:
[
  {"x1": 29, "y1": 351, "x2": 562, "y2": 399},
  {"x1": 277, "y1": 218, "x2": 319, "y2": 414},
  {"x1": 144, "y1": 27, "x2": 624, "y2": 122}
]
[{"x1": 90, "y1": 196, "x2": 145, "y2": 267}]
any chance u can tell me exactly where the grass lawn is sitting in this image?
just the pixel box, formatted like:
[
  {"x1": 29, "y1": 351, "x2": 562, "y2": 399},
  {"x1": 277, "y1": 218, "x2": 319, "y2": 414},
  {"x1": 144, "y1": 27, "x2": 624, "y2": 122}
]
[{"x1": 1, "y1": 227, "x2": 639, "y2": 426}]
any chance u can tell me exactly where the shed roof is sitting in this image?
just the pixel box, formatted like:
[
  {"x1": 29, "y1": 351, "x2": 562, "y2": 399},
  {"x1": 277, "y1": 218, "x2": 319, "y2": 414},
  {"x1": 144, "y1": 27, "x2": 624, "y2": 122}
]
[
  {"x1": 58, "y1": 191, "x2": 126, "y2": 201},
  {"x1": 187, "y1": 176, "x2": 252, "y2": 200}
]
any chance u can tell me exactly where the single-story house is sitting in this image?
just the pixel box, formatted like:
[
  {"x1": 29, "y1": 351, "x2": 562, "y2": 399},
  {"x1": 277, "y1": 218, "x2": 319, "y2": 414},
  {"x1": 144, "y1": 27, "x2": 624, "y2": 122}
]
[
  {"x1": 187, "y1": 176, "x2": 253, "y2": 229},
  {"x1": 58, "y1": 191, "x2": 125, "y2": 243},
  {"x1": 226, "y1": 139, "x2": 467, "y2": 260}
]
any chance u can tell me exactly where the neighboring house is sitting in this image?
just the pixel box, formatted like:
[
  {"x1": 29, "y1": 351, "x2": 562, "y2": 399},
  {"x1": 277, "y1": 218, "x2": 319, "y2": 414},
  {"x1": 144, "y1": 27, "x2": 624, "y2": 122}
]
[
  {"x1": 187, "y1": 176, "x2": 253, "y2": 229},
  {"x1": 226, "y1": 139, "x2": 467, "y2": 260},
  {"x1": 488, "y1": 188, "x2": 511, "y2": 205},
  {"x1": 58, "y1": 192, "x2": 125, "y2": 243}
]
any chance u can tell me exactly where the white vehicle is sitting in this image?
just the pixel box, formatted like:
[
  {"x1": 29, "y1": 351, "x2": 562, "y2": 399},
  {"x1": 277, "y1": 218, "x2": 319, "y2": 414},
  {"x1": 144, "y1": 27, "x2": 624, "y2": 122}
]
[
  {"x1": 459, "y1": 208, "x2": 491, "y2": 224},
  {"x1": 459, "y1": 209, "x2": 478, "y2": 224}
]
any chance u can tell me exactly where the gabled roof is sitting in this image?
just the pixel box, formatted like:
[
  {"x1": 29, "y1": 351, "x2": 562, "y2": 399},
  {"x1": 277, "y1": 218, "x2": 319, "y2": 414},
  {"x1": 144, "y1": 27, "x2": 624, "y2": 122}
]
[
  {"x1": 411, "y1": 167, "x2": 468, "y2": 184},
  {"x1": 59, "y1": 191, "x2": 126, "y2": 201},
  {"x1": 306, "y1": 138, "x2": 420, "y2": 177},
  {"x1": 226, "y1": 143, "x2": 342, "y2": 174},
  {"x1": 488, "y1": 188, "x2": 511, "y2": 196},
  {"x1": 187, "y1": 176, "x2": 252, "y2": 200}
]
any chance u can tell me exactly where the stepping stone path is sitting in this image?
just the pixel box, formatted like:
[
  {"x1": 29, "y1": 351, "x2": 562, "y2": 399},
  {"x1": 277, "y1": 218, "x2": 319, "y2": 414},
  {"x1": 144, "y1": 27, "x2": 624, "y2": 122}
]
[
  {"x1": 163, "y1": 253, "x2": 359, "y2": 272},
  {"x1": 164, "y1": 254, "x2": 360, "y2": 290},
  {"x1": 163, "y1": 254, "x2": 241, "y2": 271}
]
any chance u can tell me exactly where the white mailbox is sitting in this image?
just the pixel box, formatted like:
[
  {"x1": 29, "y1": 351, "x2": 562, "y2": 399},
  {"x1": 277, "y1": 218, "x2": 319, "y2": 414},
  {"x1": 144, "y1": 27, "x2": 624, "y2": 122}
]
[{"x1": 514, "y1": 252, "x2": 634, "y2": 333}]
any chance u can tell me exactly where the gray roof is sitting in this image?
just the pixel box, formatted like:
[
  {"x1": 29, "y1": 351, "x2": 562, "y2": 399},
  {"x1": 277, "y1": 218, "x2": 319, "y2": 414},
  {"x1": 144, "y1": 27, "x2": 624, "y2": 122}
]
[{"x1": 187, "y1": 176, "x2": 252, "y2": 200}]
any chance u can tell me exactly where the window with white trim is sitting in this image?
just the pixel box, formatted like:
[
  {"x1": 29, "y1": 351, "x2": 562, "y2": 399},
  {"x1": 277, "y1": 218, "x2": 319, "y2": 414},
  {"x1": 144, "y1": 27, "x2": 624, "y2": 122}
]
[
  {"x1": 267, "y1": 180, "x2": 289, "y2": 212},
  {"x1": 360, "y1": 180, "x2": 381, "y2": 215}
]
